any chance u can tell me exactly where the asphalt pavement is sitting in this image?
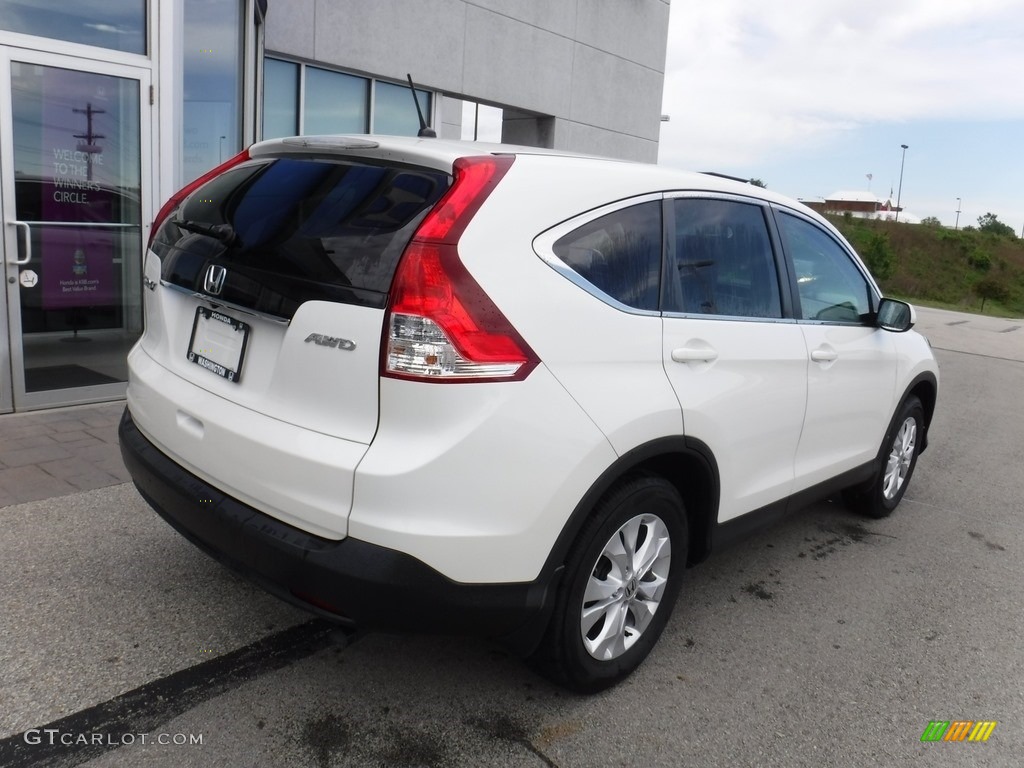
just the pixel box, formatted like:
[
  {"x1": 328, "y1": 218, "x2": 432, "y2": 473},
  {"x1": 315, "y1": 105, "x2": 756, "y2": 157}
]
[{"x1": 0, "y1": 305, "x2": 1022, "y2": 767}]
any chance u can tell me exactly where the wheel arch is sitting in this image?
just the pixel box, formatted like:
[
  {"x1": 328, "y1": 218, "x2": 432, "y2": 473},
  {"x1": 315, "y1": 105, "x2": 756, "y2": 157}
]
[
  {"x1": 543, "y1": 436, "x2": 721, "y2": 578},
  {"x1": 901, "y1": 371, "x2": 938, "y2": 453}
]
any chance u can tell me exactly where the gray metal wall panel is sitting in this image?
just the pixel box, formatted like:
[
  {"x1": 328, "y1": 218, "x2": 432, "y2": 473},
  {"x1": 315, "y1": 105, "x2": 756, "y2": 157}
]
[
  {"x1": 574, "y1": 0, "x2": 671, "y2": 73},
  {"x1": 262, "y1": 0, "x2": 670, "y2": 162},
  {"x1": 313, "y1": 0, "x2": 468, "y2": 89},
  {"x1": 461, "y1": 6, "x2": 575, "y2": 117},
  {"x1": 465, "y1": 0, "x2": 577, "y2": 38},
  {"x1": 569, "y1": 43, "x2": 664, "y2": 141}
]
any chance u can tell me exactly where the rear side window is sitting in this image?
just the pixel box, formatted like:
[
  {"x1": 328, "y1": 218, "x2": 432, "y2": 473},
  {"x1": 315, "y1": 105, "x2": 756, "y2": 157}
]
[
  {"x1": 551, "y1": 201, "x2": 662, "y2": 311},
  {"x1": 665, "y1": 198, "x2": 782, "y2": 318},
  {"x1": 153, "y1": 158, "x2": 450, "y2": 317}
]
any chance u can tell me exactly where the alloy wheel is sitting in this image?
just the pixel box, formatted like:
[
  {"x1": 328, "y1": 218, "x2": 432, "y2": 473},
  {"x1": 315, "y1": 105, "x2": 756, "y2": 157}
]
[
  {"x1": 882, "y1": 416, "x2": 917, "y2": 500},
  {"x1": 579, "y1": 514, "x2": 672, "y2": 661}
]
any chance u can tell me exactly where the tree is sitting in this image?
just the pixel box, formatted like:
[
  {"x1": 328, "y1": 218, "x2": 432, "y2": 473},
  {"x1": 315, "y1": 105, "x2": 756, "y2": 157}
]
[
  {"x1": 967, "y1": 246, "x2": 992, "y2": 272},
  {"x1": 749, "y1": 178, "x2": 766, "y2": 188},
  {"x1": 974, "y1": 276, "x2": 1009, "y2": 311},
  {"x1": 920, "y1": 216, "x2": 942, "y2": 227},
  {"x1": 977, "y1": 212, "x2": 1016, "y2": 238},
  {"x1": 861, "y1": 231, "x2": 895, "y2": 281}
]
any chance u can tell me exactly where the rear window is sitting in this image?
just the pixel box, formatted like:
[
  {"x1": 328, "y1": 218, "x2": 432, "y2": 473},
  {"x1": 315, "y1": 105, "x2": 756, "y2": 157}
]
[{"x1": 152, "y1": 157, "x2": 450, "y2": 318}]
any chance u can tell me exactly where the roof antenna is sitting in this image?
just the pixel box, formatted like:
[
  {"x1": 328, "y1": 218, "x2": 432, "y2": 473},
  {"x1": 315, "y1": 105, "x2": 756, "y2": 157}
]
[{"x1": 406, "y1": 74, "x2": 436, "y2": 138}]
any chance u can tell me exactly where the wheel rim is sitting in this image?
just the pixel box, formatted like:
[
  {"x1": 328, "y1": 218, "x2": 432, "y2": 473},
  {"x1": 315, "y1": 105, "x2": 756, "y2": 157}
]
[
  {"x1": 882, "y1": 416, "x2": 917, "y2": 500},
  {"x1": 580, "y1": 513, "x2": 672, "y2": 661}
]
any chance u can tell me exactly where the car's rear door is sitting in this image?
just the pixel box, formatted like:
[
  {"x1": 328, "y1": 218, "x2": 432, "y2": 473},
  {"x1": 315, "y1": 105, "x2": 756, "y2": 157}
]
[{"x1": 661, "y1": 194, "x2": 807, "y2": 522}]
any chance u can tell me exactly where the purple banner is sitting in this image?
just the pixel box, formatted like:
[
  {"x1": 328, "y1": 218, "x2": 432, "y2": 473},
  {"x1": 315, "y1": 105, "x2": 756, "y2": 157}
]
[
  {"x1": 39, "y1": 67, "x2": 117, "y2": 309},
  {"x1": 40, "y1": 228, "x2": 116, "y2": 310}
]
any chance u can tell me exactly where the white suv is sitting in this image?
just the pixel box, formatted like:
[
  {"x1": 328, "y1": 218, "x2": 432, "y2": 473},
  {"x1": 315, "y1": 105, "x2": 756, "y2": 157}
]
[{"x1": 120, "y1": 136, "x2": 938, "y2": 692}]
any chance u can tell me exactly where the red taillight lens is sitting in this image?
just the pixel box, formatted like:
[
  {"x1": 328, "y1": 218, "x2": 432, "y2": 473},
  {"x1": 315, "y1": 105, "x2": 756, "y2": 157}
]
[
  {"x1": 148, "y1": 148, "x2": 251, "y2": 248},
  {"x1": 414, "y1": 155, "x2": 509, "y2": 243},
  {"x1": 383, "y1": 155, "x2": 539, "y2": 383}
]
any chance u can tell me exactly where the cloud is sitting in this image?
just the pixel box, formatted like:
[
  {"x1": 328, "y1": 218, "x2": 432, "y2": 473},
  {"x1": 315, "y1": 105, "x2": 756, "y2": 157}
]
[
  {"x1": 84, "y1": 23, "x2": 122, "y2": 34},
  {"x1": 659, "y1": 0, "x2": 1024, "y2": 169}
]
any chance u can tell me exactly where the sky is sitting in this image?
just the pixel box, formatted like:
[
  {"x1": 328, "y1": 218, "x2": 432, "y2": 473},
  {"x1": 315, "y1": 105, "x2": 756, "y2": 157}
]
[{"x1": 657, "y1": 0, "x2": 1024, "y2": 233}]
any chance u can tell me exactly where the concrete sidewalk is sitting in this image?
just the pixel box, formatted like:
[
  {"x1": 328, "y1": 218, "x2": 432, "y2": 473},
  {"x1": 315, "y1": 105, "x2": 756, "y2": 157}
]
[{"x1": 0, "y1": 401, "x2": 128, "y2": 507}]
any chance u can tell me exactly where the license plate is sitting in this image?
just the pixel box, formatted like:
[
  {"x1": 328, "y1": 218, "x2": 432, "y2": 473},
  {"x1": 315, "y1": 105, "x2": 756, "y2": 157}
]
[{"x1": 187, "y1": 306, "x2": 250, "y2": 383}]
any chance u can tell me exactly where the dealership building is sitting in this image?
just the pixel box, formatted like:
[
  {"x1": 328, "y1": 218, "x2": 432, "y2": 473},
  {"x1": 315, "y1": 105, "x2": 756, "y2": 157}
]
[{"x1": 0, "y1": 0, "x2": 670, "y2": 412}]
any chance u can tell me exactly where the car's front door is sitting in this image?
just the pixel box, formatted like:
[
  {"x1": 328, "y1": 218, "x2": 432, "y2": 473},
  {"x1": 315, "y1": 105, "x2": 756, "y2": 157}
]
[{"x1": 773, "y1": 209, "x2": 898, "y2": 490}]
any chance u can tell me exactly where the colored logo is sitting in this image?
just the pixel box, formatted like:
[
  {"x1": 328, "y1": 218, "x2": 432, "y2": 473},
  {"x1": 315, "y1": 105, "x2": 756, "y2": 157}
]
[{"x1": 921, "y1": 721, "x2": 997, "y2": 742}]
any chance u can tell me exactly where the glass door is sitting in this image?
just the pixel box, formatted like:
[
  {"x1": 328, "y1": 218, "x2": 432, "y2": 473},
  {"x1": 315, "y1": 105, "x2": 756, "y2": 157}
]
[{"x1": 1, "y1": 49, "x2": 150, "y2": 411}]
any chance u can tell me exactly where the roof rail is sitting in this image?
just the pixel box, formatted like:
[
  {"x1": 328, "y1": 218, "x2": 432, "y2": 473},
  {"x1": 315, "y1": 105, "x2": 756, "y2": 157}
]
[{"x1": 699, "y1": 171, "x2": 753, "y2": 184}]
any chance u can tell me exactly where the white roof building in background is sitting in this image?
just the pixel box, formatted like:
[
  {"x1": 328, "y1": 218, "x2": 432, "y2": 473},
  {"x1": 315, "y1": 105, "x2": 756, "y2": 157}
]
[{"x1": 819, "y1": 190, "x2": 921, "y2": 224}]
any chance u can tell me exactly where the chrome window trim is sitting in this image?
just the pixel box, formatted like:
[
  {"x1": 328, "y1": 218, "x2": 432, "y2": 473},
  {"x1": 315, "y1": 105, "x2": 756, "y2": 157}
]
[
  {"x1": 533, "y1": 193, "x2": 664, "y2": 317},
  {"x1": 660, "y1": 311, "x2": 799, "y2": 325},
  {"x1": 159, "y1": 280, "x2": 291, "y2": 326}
]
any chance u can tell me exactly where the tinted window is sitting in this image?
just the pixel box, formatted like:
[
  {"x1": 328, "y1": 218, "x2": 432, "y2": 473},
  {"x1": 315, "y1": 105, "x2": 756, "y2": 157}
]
[
  {"x1": 263, "y1": 58, "x2": 299, "y2": 140},
  {"x1": 183, "y1": 0, "x2": 242, "y2": 183},
  {"x1": 552, "y1": 201, "x2": 662, "y2": 311},
  {"x1": 777, "y1": 213, "x2": 872, "y2": 323},
  {"x1": 153, "y1": 158, "x2": 450, "y2": 317},
  {"x1": 666, "y1": 199, "x2": 781, "y2": 318},
  {"x1": 305, "y1": 68, "x2": 369, "y2": 134},
  {"x1": 0, "y1": 0, "x2": 145, "y2": 54},
  {"x1": 374, "y1": 81, "x2": 432, "y2": 136}
]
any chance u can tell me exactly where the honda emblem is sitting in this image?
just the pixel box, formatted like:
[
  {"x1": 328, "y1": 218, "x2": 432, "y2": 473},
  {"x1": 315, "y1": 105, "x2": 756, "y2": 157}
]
[{"x1": 203, "y1": 264, "x2": 227, "y2": 296}]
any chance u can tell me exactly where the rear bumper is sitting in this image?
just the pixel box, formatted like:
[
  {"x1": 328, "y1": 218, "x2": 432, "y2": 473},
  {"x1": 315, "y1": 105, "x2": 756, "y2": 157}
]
[{"x1": 119, "y1": 407, "x2": 555, "y2": 641}]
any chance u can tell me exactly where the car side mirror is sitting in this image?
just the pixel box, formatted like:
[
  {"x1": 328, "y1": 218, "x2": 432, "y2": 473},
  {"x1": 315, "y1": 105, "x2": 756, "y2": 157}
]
[{"x1": 876, "y1": 298, "x2": 915, "y2": 332}]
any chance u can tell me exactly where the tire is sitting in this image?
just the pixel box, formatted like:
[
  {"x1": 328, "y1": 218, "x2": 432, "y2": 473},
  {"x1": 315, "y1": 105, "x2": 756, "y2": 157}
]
[
  {"x1": 845, "y1": 395, "x2": 924, "y2": 519},
  {"x1": 531, "y1": 475, "x2": 687, "y2": 693}
]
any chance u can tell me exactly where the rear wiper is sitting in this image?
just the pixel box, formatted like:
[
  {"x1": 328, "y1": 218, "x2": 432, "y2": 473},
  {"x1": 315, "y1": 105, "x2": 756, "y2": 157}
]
[{"x1": 172, "y1": 218, "x2": 237, "y2": 245}]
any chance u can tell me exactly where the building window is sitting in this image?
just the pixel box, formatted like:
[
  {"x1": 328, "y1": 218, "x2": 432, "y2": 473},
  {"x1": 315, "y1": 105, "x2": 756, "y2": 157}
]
[
  {"x1": 373, "y1": 80, "x2": 431, "y2": 136},
  {"x1": 263, "y1": 58, "x2": 434, "y2": 139},
  {"x1": 304, "y1": 67, "x2": 368, "y2": 134},
  {"x1": 262, "y1": 58, "x2": 298, "y2": 139},
  {"x1": 0, "y1": 0, "x2": 147, "y2": 55},
  {"x1": 182, "y1": 0, "x2": 243, "y2": 183}
]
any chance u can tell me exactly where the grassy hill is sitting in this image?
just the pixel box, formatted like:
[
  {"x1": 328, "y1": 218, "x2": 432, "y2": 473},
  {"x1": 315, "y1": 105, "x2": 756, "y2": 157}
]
[{"x1": 827, "y1": 215, "x2": 1024, "y2": 318}]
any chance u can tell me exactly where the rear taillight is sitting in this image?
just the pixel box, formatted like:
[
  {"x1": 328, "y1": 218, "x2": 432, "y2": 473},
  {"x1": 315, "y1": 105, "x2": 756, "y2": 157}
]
[
  {"x1": 383, "y1": 155, "x2": 539, "y2": 383},
  {"x1": 148, "y1": 148, "x2": 251, "y2": 248}
]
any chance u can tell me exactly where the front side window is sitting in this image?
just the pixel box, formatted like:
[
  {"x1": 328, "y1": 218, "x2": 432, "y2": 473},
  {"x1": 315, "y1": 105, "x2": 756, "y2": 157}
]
[
  {"x1": 666, "y1": 198, "x2": 782, "y2": 318},
  {"x1": 551, "y1": 201, "x2": 662, "y2": 311},
  {"x1": 777, "y1": 212, "x2": 873, "y2": 323}
]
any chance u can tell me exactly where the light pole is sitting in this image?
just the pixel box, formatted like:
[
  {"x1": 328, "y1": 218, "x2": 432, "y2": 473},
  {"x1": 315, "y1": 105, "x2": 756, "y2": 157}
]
[
  {"x1": 955, "y1": 197, "x2": 961, "y2": 230},
  {"x1": 219, "y1": 135, "x2": 226, "y2": 164},
  {"x1": 895, "y1": 144, "x2": 909, "y2": 222}
]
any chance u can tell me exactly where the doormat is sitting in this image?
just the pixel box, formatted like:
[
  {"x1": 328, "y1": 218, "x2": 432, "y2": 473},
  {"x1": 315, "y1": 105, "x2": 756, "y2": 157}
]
[{"x1": 24, "y1": 365, "x2": 122, "y2": 392}]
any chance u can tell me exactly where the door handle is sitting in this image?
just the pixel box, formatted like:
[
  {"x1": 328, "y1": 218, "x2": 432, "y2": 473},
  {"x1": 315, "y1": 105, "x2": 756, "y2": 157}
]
[
  {"x1": 810, "y1": 348, "x2": 838, "y2": 363},
  {"x1": 7, "y1": 221, "x2": 32, "y2": 265},
  {"x1": 672, "y1": 346, "x2": 718, "y2": 363}
]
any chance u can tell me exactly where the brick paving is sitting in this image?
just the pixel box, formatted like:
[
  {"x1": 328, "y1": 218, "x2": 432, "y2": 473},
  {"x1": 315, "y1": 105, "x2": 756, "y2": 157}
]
[{"x1": 0, "y1": 401, "x2": 129, "y2": 507}]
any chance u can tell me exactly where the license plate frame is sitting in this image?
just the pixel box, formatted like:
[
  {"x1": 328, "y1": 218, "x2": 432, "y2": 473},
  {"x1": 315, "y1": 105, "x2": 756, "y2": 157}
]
[{"x1": 187, "y1": 306, "x2": 250, "y2": 384}]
